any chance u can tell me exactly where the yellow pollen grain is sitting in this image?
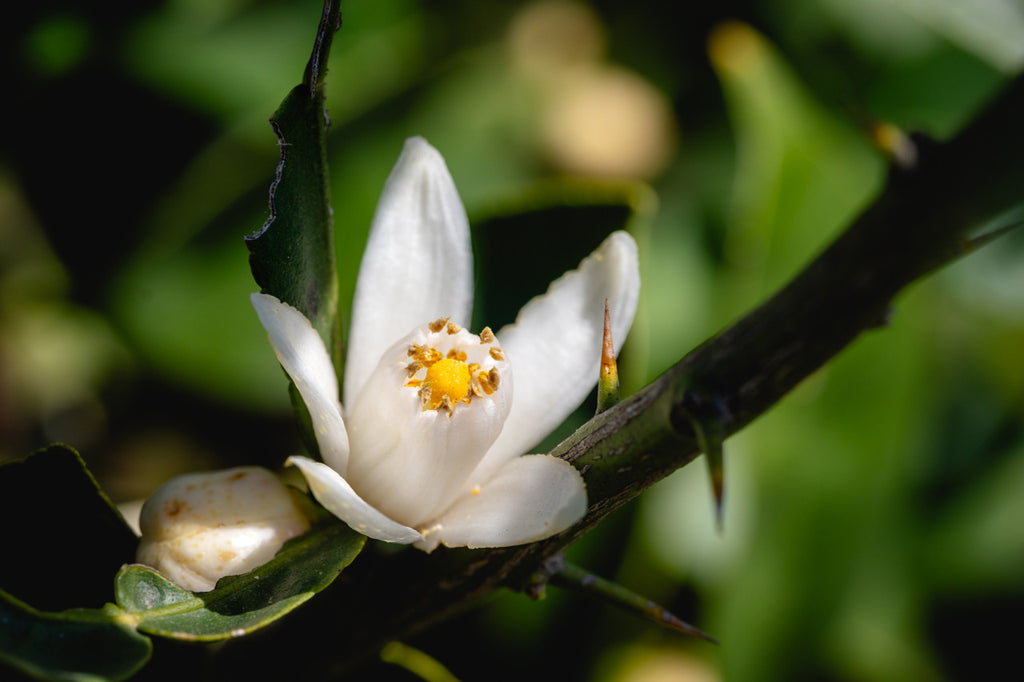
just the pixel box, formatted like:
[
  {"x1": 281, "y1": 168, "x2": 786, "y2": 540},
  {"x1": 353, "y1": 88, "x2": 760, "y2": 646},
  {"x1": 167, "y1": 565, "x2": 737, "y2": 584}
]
[{"x1": 422, "y1": 357, "x2": 471, "y2": 409}]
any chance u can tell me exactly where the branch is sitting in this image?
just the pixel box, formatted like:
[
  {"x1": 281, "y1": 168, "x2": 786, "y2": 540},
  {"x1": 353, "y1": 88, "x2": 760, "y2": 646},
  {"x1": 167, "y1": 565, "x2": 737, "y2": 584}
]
[{"x1": 212, "y1": 76, "x2": 1024, "y2": 678}]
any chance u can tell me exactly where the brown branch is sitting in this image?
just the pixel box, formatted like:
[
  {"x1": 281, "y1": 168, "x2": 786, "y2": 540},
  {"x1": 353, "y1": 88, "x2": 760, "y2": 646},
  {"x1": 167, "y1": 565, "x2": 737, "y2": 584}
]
[{"x1": 210, "y1": 75, "x2": 1024, "y2": 679}]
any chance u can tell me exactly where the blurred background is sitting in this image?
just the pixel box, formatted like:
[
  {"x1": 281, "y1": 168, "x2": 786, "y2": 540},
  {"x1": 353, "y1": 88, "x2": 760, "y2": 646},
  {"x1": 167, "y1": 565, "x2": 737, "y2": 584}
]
[{"x1": 2, "y1": 0, "x2": 1023, "y2": 680}]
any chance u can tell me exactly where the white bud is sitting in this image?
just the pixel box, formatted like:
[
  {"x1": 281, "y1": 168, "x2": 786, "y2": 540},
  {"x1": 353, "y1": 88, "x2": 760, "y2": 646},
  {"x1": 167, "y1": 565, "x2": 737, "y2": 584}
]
[{"x1": 135, "y1": 466, "x2": 311, "y2": 592}]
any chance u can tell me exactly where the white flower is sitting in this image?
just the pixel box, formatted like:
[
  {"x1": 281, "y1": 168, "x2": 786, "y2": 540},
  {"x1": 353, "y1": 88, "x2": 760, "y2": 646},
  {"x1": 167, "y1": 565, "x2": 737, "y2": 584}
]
[
  {"x1": 252, "y1": 136, "x2": 639, "y2": 552},
  {"x1": 135, "y1": 466, "x2": 312, "y2": 592}
]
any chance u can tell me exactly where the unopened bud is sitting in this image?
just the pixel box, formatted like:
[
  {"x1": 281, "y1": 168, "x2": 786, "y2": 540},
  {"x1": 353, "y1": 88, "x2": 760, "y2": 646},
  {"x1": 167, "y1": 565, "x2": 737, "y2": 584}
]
[{"x1": 136, "y1": 466, "x2": 311, "y2": 592}]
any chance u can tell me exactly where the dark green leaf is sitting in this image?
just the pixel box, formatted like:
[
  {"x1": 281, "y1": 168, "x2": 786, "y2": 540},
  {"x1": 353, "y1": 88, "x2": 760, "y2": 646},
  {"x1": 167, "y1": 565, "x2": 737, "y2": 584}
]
[
  {"x1": 115, "y1": 520, "x2": 364, "y2": 641},
  {"x1": 471, "y1": 180, "x2": 652, "y2": 331},
  {"x1": 245, "y1": 0, "x2": 342, "y2": 362},
  {"x1": 0, "y1": 590, "x2": 151, "y2": 682},
  {"x1": 0, "y1": 445, "x2": 138, "y2": 611}
]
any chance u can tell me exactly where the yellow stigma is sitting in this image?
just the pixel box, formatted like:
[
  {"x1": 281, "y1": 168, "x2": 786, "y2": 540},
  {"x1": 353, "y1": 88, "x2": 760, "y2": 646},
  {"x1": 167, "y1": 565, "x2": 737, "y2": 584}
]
[{"x1": 422, "y1": 358, "x2": 471, "y2": 409}]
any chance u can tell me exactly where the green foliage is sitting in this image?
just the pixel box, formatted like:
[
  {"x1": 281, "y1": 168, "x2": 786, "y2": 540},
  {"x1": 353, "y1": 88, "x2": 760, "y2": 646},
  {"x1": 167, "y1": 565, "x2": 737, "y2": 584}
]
[
  {"x1": 0, "y1": 446, "x2": 138, "y2": 612},
  {"x1": 246, "y1": 1, "x2": 341, "y2": 362},
  {"x1": 0, "y1": 592, "x2": 151, "y2": 682}
]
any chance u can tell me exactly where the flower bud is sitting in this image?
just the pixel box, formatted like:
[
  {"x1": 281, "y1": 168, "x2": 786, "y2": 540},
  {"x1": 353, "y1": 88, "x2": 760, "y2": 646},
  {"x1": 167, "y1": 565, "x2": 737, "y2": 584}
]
[{"x1": 136, "y1": 466, "x2": 311, "y2": 592}]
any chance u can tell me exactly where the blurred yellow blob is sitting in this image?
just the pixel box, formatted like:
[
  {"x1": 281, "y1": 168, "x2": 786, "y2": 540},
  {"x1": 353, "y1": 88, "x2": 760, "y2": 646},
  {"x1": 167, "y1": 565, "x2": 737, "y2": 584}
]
[
  {"x1": 542, "y1": 66, "x2": 676, "y2": 179},
  {"x1": 594, "y1": 645, "x2": 720, "y2": 682},
  {"x1": 508, "y1": 0, "x2": 605, "y2": 74},
  {"x1": 708, "y1": 20, "x2": 764, "y2": 77},
  {"x1": 507, "y1": 0, "x2": 677, "y2": 179}
]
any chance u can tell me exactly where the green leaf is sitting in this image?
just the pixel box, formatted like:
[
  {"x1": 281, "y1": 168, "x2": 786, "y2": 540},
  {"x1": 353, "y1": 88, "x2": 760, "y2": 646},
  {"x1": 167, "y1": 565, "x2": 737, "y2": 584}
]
[
  {"x1": 114, "y1": 519, "x2": 364, "y2": 641},
  {"x1": 0, "y1": 591, "x2": 151, "y2": 682},
  {"x1": 0, "y1": 445, "x2": 138, "y2": 612},
  {"x1": 246, "y1": 0, "x2": 341, "y2": 363}
]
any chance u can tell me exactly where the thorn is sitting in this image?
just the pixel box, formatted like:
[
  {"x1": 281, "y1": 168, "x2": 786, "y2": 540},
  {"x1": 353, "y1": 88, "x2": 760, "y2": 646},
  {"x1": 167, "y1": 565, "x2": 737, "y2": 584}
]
[
  {"x1": 597, "y1": 299, "x2": 620, "y2": 414},
  {"x1": 688, "y1": 416, "x2": 724, "y2": 532},
  {"x1": 549, "y1": 563, "x2": 718, "y2": 644},
  {"x1": 681, "y1": 388, "x2": 728, "y2": 532},
  {"x1": 958, "y1": 210, "x2": 1024, "y2": 256}
]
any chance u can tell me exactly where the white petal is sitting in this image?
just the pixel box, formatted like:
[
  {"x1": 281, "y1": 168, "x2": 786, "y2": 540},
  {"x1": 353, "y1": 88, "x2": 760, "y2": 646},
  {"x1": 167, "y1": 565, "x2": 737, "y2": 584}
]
[
  {"x1": 344, "y1": 322, "x2": 511, "y2": 527},
  {"x1": 287, "y1": 456, "x2": 422, "y2": 544},
  {"x1": 344, "y1": 137, "x2": 474, "y2": 405},
  {"x1": 469, "y1": 231, "x2": 640, "y2": 486},
  {"x1": 414, "y1": 455, "x2": 587, "y2": 552},
  {"x1": 252, "y1": 293, "x2": 350, "y2": 474},
  {"x1": 136, "y1": 466, "x2": 312, "y2": 592}
]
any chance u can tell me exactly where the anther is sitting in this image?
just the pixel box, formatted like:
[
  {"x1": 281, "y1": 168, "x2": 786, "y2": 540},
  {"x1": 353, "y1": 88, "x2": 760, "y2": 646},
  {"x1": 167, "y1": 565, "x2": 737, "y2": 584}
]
[
  {"x1": 476, "y1": 369, "x2": 500, "y2": 395},
  {"x1": 428, "y1": 318, "x2": 449, "y2": 333},
  {"x1": 489, "y1": 347, "x2": 504, "y2": 361},
  {"x1": 479, "y1": 327, "x2": 494, "y2": 344}
]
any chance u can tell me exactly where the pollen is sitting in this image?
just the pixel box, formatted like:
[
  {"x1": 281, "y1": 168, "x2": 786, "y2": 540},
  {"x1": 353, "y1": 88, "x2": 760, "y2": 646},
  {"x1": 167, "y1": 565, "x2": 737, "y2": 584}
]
[
  {"x1": 421, "y1": 358, "x2": 471, "y2": 409},
  {"x1": 403, "y1": 322, "x2": 507, "y2": 414}
]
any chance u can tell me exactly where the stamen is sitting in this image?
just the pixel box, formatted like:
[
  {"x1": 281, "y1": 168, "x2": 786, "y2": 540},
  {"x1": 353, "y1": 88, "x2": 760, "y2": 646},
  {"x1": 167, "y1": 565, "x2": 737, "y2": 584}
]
[
  {"x1": 409, "y1": 344, "x2": 442, "y2": 366},
  {"x1": 401, "y1": 323, "x2": 507, "y2": 413},
  {"x1": 475, "y1": 368, "x2": 499, "y2": 395}
]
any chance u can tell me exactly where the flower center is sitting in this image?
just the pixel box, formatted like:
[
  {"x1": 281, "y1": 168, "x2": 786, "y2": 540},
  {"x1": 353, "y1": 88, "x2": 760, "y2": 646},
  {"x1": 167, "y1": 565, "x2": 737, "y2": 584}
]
[
  {"x1": 423, "y1": 358, "x2": 470, "y2": 408},
  {"x1": 403, "y1": 317, "x2": 505, "y2": 414}
]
